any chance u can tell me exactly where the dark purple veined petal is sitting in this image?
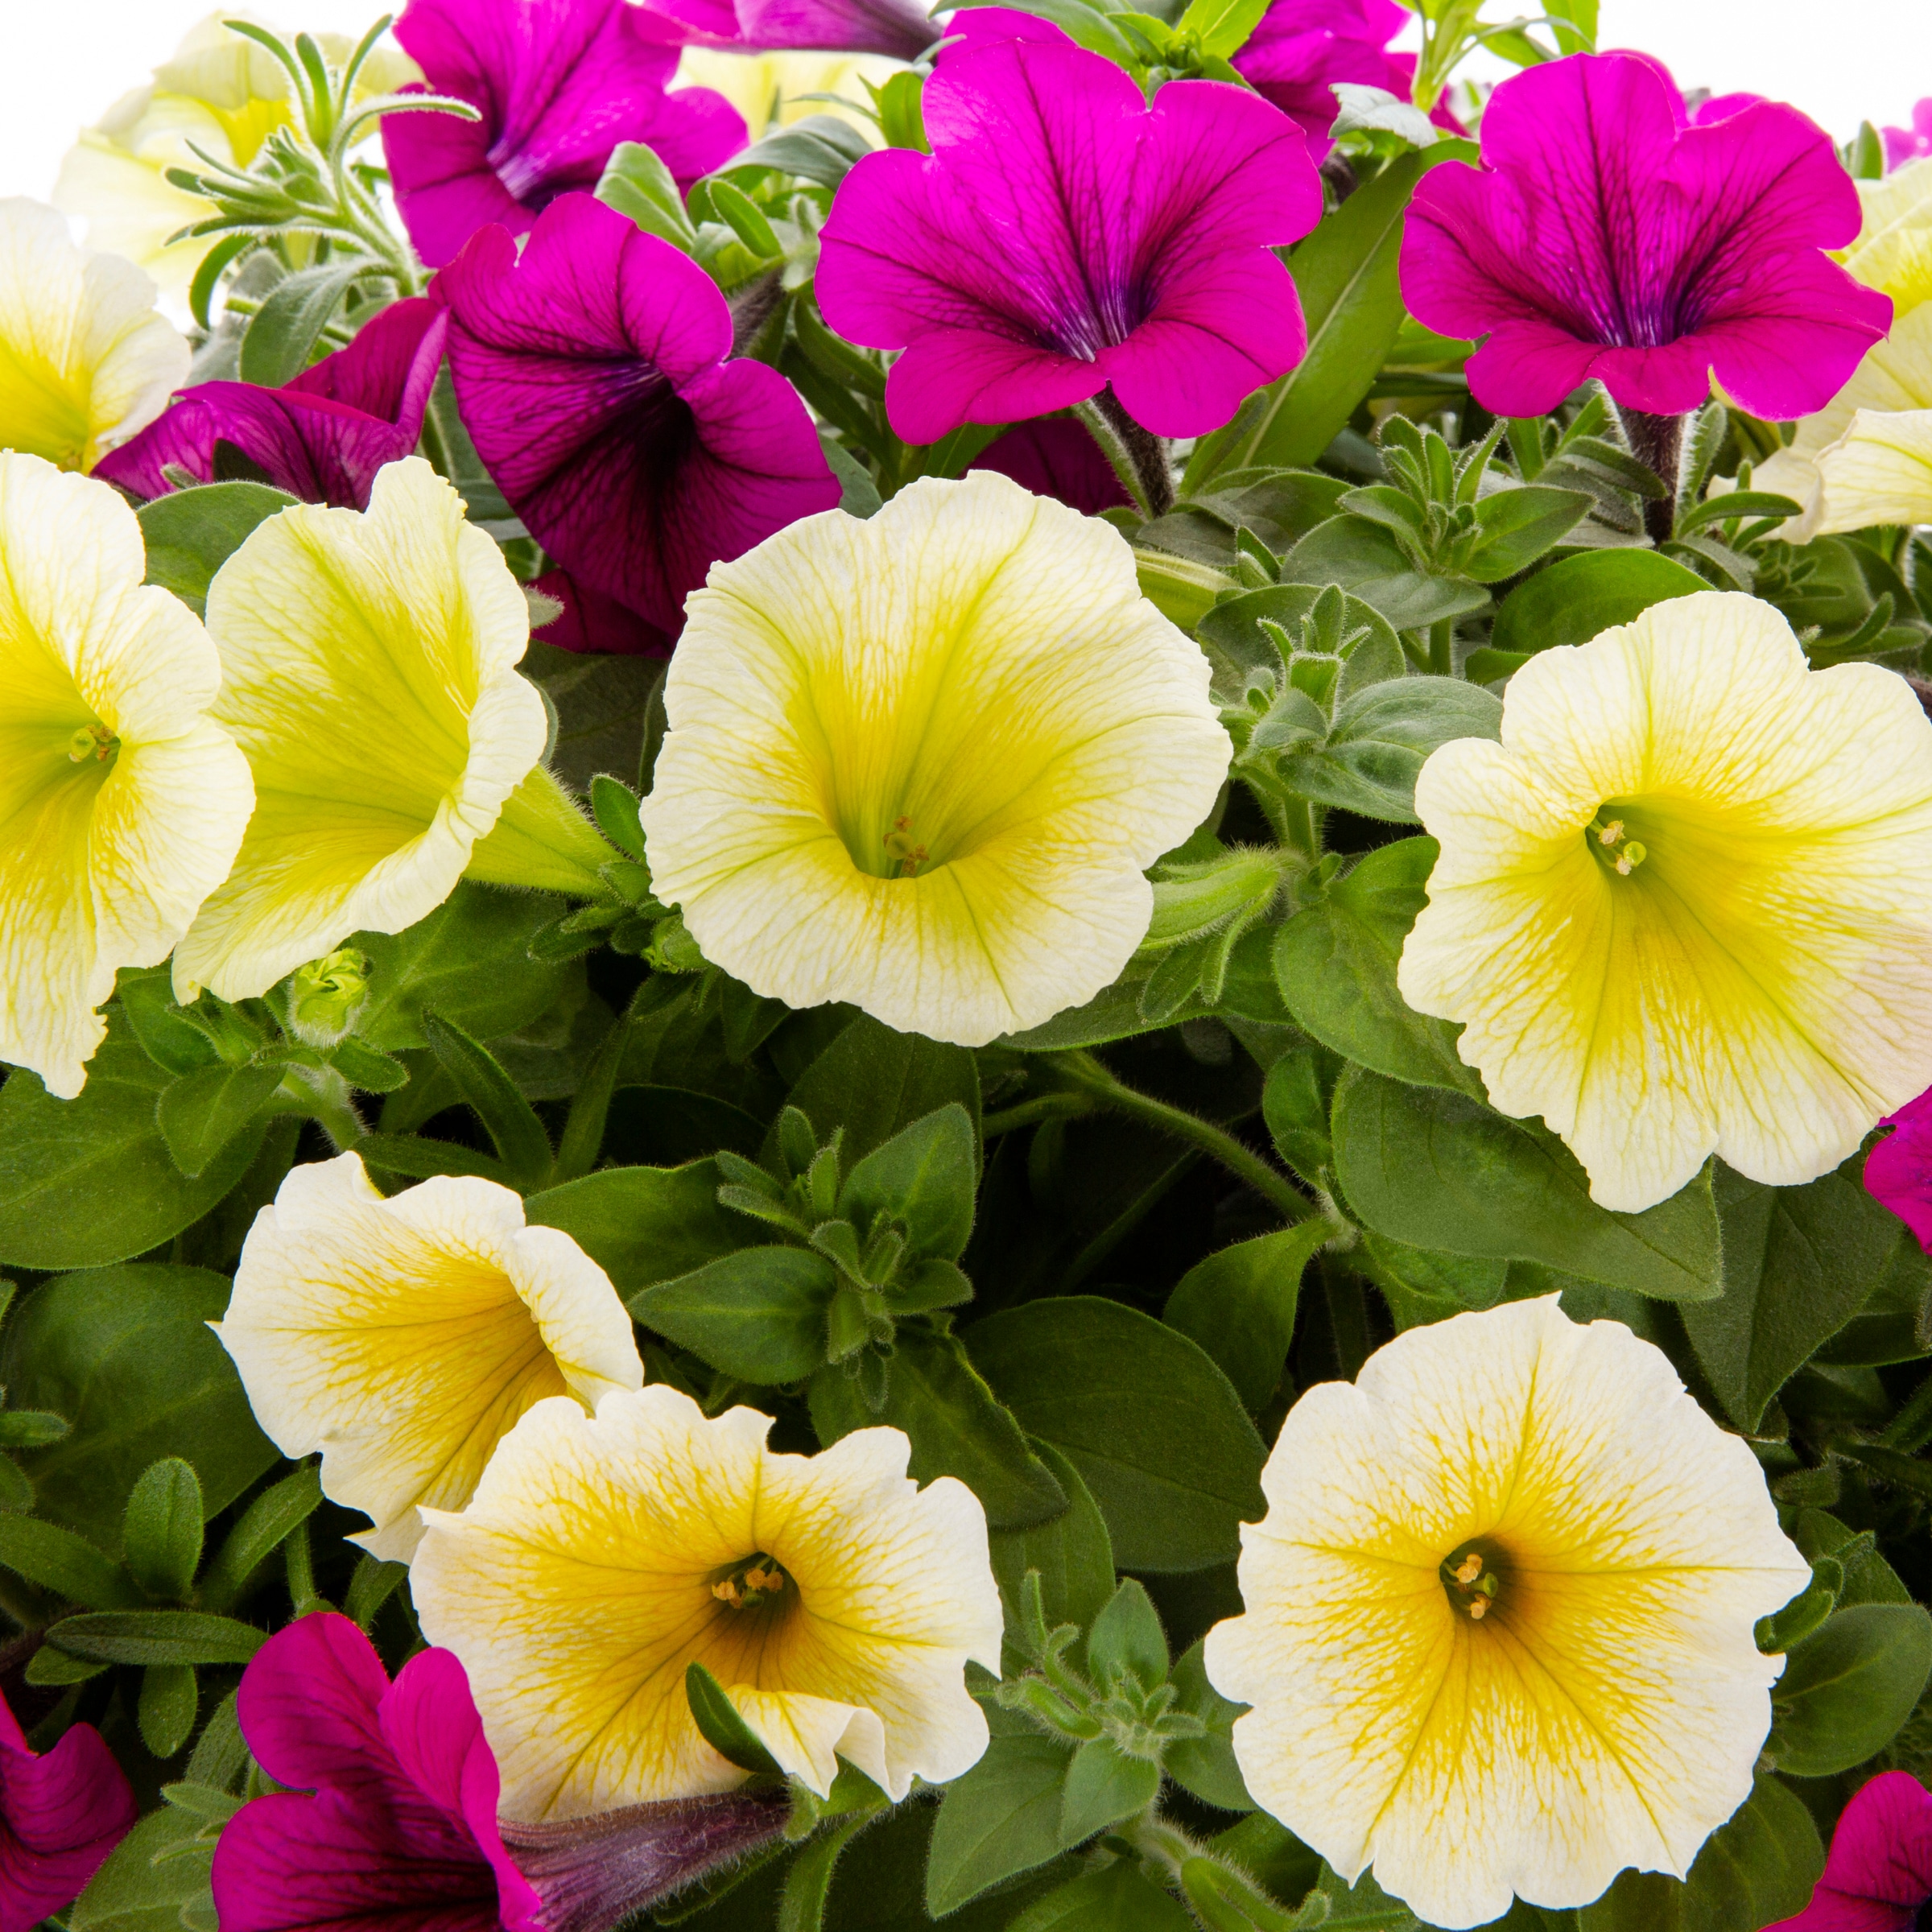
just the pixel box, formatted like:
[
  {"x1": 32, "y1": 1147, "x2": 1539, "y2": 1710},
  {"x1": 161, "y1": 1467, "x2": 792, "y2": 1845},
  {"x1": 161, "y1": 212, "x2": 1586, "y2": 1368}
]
[
  {"x1": 968, "y1": 416, "x2": 1132, "y2": 515},
  {"x1": 0, "y1": 1689, "x2": 135, "y2": 1932}
]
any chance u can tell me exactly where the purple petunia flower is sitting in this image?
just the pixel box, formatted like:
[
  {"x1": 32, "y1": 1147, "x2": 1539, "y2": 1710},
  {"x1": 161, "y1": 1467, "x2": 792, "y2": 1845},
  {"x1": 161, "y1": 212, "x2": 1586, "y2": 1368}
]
[
  {"x1": 436, "y1": 192, "x2": 840, "y2": 645},
  {"x1": 968, "y1": 417, "x2": 1132, "y2": 516},
  {"x1": 530, "y1": 567, "x2": 674, "y2": 656},
  {"x1": 1768, "y1": 1771, "x2": 1932, "y2": 1930},
  {"x1": 0, "y1": 1685, "x2": 135, "y2": 1932},
  {"x1": 1865, "y1": 1088, "x2": 1932, "y2": 1254},
  {"x1": 1398, "y1": 52, "x2": 1893, "y2": 421},
  {"x1": 814, "y1": 10, "x2": 1323, "y2": 443},
  {"x1": 381, "y1": 0, "x2": 748, "y2": 271},
  {"x1": 1885, "y1": 101, "x2": 1932, "y2": 171},
  {"x1": 634, "y1": 0, "x2": 939, "y2": 60},
  {"x1": 95, "y1": 298, "x2": 448, "y2": 510}
]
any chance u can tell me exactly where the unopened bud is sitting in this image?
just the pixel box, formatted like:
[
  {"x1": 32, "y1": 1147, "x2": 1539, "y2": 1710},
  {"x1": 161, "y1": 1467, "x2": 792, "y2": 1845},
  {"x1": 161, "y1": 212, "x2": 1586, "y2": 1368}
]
[{"x1": 288, "y1": 947, "x2": 370, "y2": 1047}]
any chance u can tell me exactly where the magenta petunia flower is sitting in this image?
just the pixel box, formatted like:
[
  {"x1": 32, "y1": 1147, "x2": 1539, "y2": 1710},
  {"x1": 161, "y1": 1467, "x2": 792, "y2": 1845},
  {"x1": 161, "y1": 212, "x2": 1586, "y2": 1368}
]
[
  {"x1": 1231, "y1": 0, "x2": 1459, "y2": 156},
  {"x1": 436, "y1": 193, "x2": 839, "y2": 642},
  {"x1": 0, "y1": 1686, "x2": 135, "y2": 1932},
  {"x1": 1769, "y1": 1772, "x2": 1932, "y2": 1930},
  {"x1": 212, "y1": 1612, "x2": 546, "y2": 1932},
  {"x1": 95, "y1": 298, "x2": 448, "y2": 510},
  {"x1": 1398, "y1": 52, "x2": 1893, "y2": 420},
  {"x1": 633, "y1": 0, "x2": 938, "y2": 60},
  {"x1": 968, "y1": 417, "x2": 1132, "y2": 515},
  {"x1": 381, "y1": 0, "x2": 747, "y2": 271},
  {"x1": 1866, "y1": 1088, "x2": 1932, "y2": 1254},
  {"x1": 814, "y1": 11, "x2": 1323, "y2": 442},
  {"x1": 530, "y1": 567, "x2": 673, "y2": 656},
  {"x1": 1886, "y1": 101, "x2": 1932, "y2": 171}
]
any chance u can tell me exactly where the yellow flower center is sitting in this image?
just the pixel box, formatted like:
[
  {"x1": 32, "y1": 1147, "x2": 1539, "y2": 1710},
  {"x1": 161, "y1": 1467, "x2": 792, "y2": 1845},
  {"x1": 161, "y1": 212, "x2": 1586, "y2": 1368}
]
[
  {"x1": 882, "y1": 816, "x2": 930, "y2": 878},
  {"x1": 1587, "y1": 809, "x2": 1649, "y2": 877},
  {"x1": 710, "y1": 1552, "x2": 794, "y2": 1611},
  {"x1": 67, "y1": 721, "x2": 120, "y2": 767},
  {"x1": 1439, "y1": 1538, "x2": 1509, "y2": 1623}
]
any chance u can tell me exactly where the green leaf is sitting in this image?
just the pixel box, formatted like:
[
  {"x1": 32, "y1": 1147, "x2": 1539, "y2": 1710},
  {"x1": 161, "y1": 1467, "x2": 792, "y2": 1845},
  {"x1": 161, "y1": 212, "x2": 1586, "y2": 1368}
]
[
  {"x1": 722, "y1": 114, "x2": 872, "y2": 188},
  {"x1": 138, "y1": 482, "x2": 298, "y2": 616},
  {"x1": 117, "y1": 969, "x2": 221, "y2": 1076},
  {"x1": 965, "y1": 1297, "x2": 1265, "y2": 1571},
  {"x1": 0, "y1": 1012, "x2": 270, "y2": 1269},
  {"x1": 526, "y1": 1160, "x2": 753, "y2": 1298},
  {"x1": 1174, "y1": 0, "x2": 1268, "y2": 56},
  {"x1": 48, "y1": 1608, "x2": 267, "y2": 1666},
  {"x1": 1187, "y1": 147, "x2": 1466, "y2": 484},
  {"x1": 1817, "y1": 1232, "x2": 1932, "y2": 1365},
  {"x1": 1196, "y1": 583, "x2": 1403, "y2": 708},
  {"x1": 198, "y1": 1462, "x2": 324, "y2": 1615},
  {"x1": 808, "y1": 1327, "x2": 1066, "y2": 1529},
  {"x1": 836, "y1": 1104, "x2": 977, "y2": 1262},
  {"x1": 1462, "y1": 485, "x2": 1593, "y2": 581},
  {"x1": 685, "y1": 1661, "x2": 783, "y2": 1775},
  {"x1": 1166, "y1": 1639, "x2": 1251, "y2": 1812},
  {"x1": 773, "y1": 1015, "x2": 980, "y2": 1167},
  {"x1": 420, "y1": 1010, "x2": 553, "y2": 1190},
  {"x1": 0, "y1": 1516, "x2": 140, "y2": 1608},
  {"x1": 1682, "y1": 1159, "x2": 1907, "y2": 1430},
  {"x1": 876, "y1": 69, "x2": 927, "y2": 151},
  {"x1": 780, "y1": 1798, "x2": 887, "y2": 1932},
  {"x1": 1278, "y1": 676, "x2": 1502, "y2": 824},
  {"x1": 0, "y1": 1264, "x2": 276, "y2": 1548},
  {"x1": 588, "y1": 774, "x2": 647, "y2": 860},
  {"x1": 1163, "y1": 1223, "x2": 1326, "y2": 1410},
  {"x1": 1261, "y1": 1039, "x2": 1339, "y2": 1184},
  {"x1": 1273, "y1": 840, "x2": 1476, "y2": 1094},
  {"x1": 138, "y1": 1663, "x2": 199, "y2": 1758},
  {"x1": 156, "y1": 1063, "x2": 284, "y2": 1179},
  {"x1": 1309, "y1": 1864, "x2": 1422, "y2": 1930},
  {"x1": 1332, "y1": 1069, "x2": 1724, "y2": 1301},
  {"x1": 634, "y1": 1247, "x2": 837, "y2": 1383},
  {"x1": 1058, "y1": 1737, "x2": 1162, "y2": 1847},
  {"x1": 1578, "y1": 1773, "x2": 1821, "y2": 1932},
  {"x1": 70, "y1": 1809, "x2": 215, "y2": 1932},
  {"x1": 595, "y1": 139, "x2": 700, "y2": 249},
  {"x1": 1489, "y1": 549, "x2": 1709, "y2": 659},
  {"x1": 927, "y1": 1725, "x2": 1075, "y2": 1917},
  {"x1": 1087, "y1": 1578, "x2": 1168, "y2": 1695},
  {"x1": 237, "y1": 262, "x2": 369, "y2": 385},
  {"x1": 1015, "y1": 1864, "x2": 1193, "y2": 1932},
  {"x1": 1767, "y1": 1602, "x2": 1932, "y2": 1777},
  {"x1": 988, "y1": 1440, "x2": 1116, "y2": 1670},
  {"x1": 1282, "y1": 517, "x2": 1492, "y2": 631},
  {"x1": 353, "y1": 884, "x2": 575, "y2": 1050},
  {"x1": 122, "y1": 1458, "x2": 205, "y2": 1603}
]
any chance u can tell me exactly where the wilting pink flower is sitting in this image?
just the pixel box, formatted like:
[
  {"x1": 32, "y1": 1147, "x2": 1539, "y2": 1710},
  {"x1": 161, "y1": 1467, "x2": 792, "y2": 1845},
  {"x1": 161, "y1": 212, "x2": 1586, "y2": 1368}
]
[
  {"x1": 436, "y1": 193, "x2": 838, "y2": 643},
  {"x1": 382, "y1": 0, "x2": 747, "y2": 270},
  {"x1": 815, "y1": 10, "x2": 1323, "y2": 443},
  {"x1": 635, "y1": 0, "x2": 938, "y2": 60},
  {"x1": 968, "y1": 417, "x2": 1131, "y2": 515},
  {"x1": 95, "y1": 299, "x2": 447, "y2": 510},
  {"x1": 0, "y1": 1686, "x2": 136, "y2": 1932},
  {"x1": 1866, "y1": 1088, "x2": 1932, "y2": 1253},
  {"x1": 1232, "y1": 0, "x2": 1458, "y2": 156},
  {"x1": 1400, "y1": 52, "x2": 1893, "y2": 419},
  {"x1": 1886, "y1": 101, "x2": 1932, "y2": 171},
  {"x1": 1769, "y1": 1772, "x2": 1932, "y2": 1930}
]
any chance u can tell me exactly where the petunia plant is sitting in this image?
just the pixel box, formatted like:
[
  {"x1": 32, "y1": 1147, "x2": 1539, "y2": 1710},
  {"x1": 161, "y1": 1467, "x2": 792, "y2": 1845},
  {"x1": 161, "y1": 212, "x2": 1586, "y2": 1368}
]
[{"x1": 10, "y1": 3, "x2": 1932, "y2": 1932}]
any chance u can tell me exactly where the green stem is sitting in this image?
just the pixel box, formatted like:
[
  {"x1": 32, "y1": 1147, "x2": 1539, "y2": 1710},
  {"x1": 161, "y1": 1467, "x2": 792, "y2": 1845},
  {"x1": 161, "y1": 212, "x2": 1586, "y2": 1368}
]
[
  {"x1": 981, "y1": 1092, "x2": 1096, "y2": 1140},
  {"x1": 1427, "y1": 618, "x2": 1454, "y2": 677},
  {"x1": 1884, "y1": 1371, "x2": 1932, "y2": 1453},
  {"x1": 1055, "y1": 1053, "x2": 1315, "y2": 1224},
  {"x1": 277, "y1": 1065, "x2": 363, "y2": 1151}
]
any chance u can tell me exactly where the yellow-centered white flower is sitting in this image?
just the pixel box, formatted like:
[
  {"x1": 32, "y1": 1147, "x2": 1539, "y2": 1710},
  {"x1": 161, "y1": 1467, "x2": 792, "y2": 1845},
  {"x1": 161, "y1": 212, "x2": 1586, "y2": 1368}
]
[
  {"x1": 0, "y1": 199, "x2": 186, "y2": 473},
  {"x1": 1397, "y1": 591, "x2": 1932, "y2": 1212},
  {"x1": 411, "y1": 1384, "x2": 1004, "y2": 1818},
  {"x1": 174, "y1": 456, "x2": 611, "y2": 1004},
  {"x1": 1203, "y1": 1297, "x2": 1810, "y2": 1930},
  {"x1": 638, "y1": 471, "x2": 1230, "y2": 1046},
  {"x1": 0, "y1": 452, "x2": 251, "y2": 1096},
  {"x1": 217, "y1": 1151, "x2": 642, "y2": 1562}
]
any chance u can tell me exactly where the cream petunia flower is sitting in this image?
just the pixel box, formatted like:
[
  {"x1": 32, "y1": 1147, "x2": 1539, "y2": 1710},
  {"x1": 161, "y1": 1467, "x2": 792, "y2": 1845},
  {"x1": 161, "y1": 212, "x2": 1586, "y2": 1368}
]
[
  {"x1": 672, "y1": 47, "x2": 906, "y2": 141},
  {"x1": 0, "y1": 199, "x2": 187, "y2": 473},
  {"x1": 217, "y1": 1152, "x2": 641, "y2": 1561},
  {"x1": 1203, "y1": 1298, "x2": 1810, "y2": 1930},
  {"x1": 638, "y1": 471, "x2": 1231, "y2": 1046},
  {"x1": 1397, "y1": 592, "x2": 1932, "y2": 1213},
  {"x1": 1839, "y1": 155, "x2": 1932, "y2": 319},
  {"x1": 175, "y1": 456, "x2": 612, "y2": 1003},
  {"x1": 411, "y1": 1384, "x2": 1004, "y2": 1818},
  {"x1": 1814, "y1": 405, "x2": 1932, "y2": 530},
  {"x1": 0, "y1": 452, "x2": 251, "y2": 1097},
  {"x1": 54, "y1": 13, "x2": 419, "y2": 298}
]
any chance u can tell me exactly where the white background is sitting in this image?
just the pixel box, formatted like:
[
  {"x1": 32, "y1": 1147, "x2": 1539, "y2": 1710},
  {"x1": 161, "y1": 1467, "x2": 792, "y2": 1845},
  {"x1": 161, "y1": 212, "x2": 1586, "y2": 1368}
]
[{"x1": 1, "y1": 0, "x2": 1928, "y2": 202}]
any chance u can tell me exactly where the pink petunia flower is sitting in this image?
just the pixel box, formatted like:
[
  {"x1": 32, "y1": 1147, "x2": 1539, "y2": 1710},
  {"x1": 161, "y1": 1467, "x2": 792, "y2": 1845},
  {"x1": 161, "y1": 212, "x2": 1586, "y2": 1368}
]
[
  {"x1": 1885, "y1": 101, "x2": 1932, "y2": 171},
  {"x1": 1769, "y1": 1772, "x2": 1932, "y2": 1930},
  {"x1": 435, "y1": 193, "x2": 839, "y2": 646},
  {"x1": 968, "y1": 417, "x2": 1132, "y2": 515},
  {"x1": 1866, "y1": 1088, "x2": 1932, "y2": 1254},
  {"x1": 815, "y1": 10, "x2": 1323, "y2": 444},
  {"x1": 95, "y1": 299, "x2": 448, "y2": 510},
  {"x1": 0, "y1": 1684, "x2": 135, "y2": 1932},
  {"x1": 633, "y1": 0, "x2": 939, "y2": 60},
  {"x1": 380, "y1": 0, "x2": 747, "y2": 271},
  {"x1": 1399, "y1": 52, "x2": 1893, "y2": 420}
]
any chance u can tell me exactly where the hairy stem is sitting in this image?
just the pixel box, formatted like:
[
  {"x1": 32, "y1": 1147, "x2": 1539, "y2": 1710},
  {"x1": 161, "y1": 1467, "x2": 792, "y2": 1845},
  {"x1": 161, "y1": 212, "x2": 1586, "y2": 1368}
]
[
  {"x1": 1078, "y1": 390, "x2": 1176, "y2": 519},
  {"x1": 1621, "y1": 408, "x2": 1685, "y2": 545}
]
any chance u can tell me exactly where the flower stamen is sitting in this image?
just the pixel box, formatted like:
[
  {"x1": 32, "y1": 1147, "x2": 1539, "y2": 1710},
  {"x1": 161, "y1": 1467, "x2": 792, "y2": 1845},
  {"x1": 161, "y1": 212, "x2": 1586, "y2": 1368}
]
[
  {"x1": 1440, "y1": 1539, "x2": 1507, "y2": 1623},
  {"x1": 711, "y1": 1553, "x2": 791, "y2": 1609},
  {"x1": 67, "y1": 722, "x2": 118, "y2": 765},
  {"x1": 1587, "y1": 811, "x2": 1648, "y2": 877},
  {"x1": 883, "y1": 816, "x2": 929, "y2": 879}
]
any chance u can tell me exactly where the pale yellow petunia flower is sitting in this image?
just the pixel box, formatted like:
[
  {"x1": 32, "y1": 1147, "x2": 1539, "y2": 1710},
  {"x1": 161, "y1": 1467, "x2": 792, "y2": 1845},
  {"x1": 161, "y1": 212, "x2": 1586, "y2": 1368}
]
[
  {"x1": 1203, "y1": 1297, "x2": 1810, "y2": 1930},
  {"x1": 1839, "y1": 155, "x2": 1932, "y2": 319},
  {"x1": 0, "y1": 199, "x2": 187, "y2": 473},
  {"x1": 411, "y1": 1383, "x2": 1004, "y2": 1818},
  {"x1": 174, "y1": 456, "x2": 612, "y2": 1004},
  {"x1": 638, "y1": 471, "x2": 1231, "y2": 1046},
  {"x1": 1813, "y1": 404, "x2": 1932, "y2": 530},
  {"x1": 0, "y1": 452, "x2": 252, "y2": 1097},
  {"x1": 1397, "y1": 592, "x2": 1932, "y2": 1213},
  {"x1": 217, "y1": 1151, "x2": 642, "y2": 1562}
]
